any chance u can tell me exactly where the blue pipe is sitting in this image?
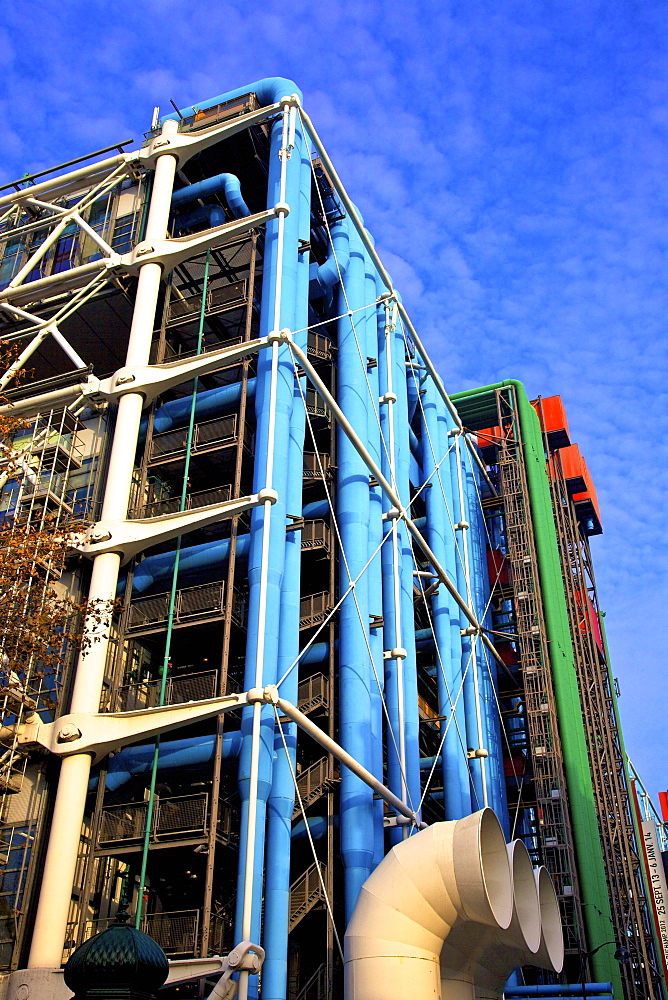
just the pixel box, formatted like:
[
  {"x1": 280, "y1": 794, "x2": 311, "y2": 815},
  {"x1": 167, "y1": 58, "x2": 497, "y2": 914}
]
[
  {"x1": 363, "y1": 239, "x2": 385, "y2": 869},
  {"x1": 290, "y1": 816, "x2": 329, "y2": 842},
  {"x1": 234, "y1": 79, "x2": 303, "y2": 993},
  {"x1": 438, "y1": 408, "x2": 473, "y2": 815},
  {"x1": 126, "y1": 498, "x2": 330, "y2": 596},
  {"x1": 314, "y1": 217, "x2": 350, "y2": 294},
  {"x1": 160, "y1": 78, "x2": 304, "y2": 126},
  {"x1": 391, "y1": 299, "x2": 421, "y2": 829},
  {"x1": 89, "y1": 732, "x2": 242, "y2": 792},
  {"x1": 173, "y1": 204, "x2": 226, "y2": 235},
  {"x1": 262, "y1": 117, "x2": 311, "y2": 1000},
  {"x1": 142, "y1": 378, "x2": 256, "y2": 438},
  {"x1": 128, "y1": 534, "x2": 251, "y2": 595},
  {"x1": 505, "y1": 988, "x2": 614, "y2": 997},
  {"x1": 463, "y1": 448, "x2": 508, "y2": 830},
  {"x1": 448, "y1": 432, "x2": 483, "y2": 809},
  {"x1": 171, "y1": 173, "x2": 250, "y2": 219},
  {"x1": 336, "y1": 217, "x2": 375, "y2": 921},
  {"x1": 419, "y1": 375, "x2": 465, "y2": 819}
]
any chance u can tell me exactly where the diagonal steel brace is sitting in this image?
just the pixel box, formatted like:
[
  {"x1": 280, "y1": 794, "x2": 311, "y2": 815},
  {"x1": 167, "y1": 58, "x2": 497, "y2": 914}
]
[
  {"x1": 74, "y1": 488, "x2": 277, "y2": 563},
  {"x1": 166, "y1": 941, "x2": 265, "y2": 994},
  {"x1": 112, "y1": 207, "x2": 284, "y2": 276},
  {"x1": 18, "y1": 691, "x2": 250, "y2": 762},
  {"x1": 92, "y1": 336, "x2": 269, "y2": 406}
]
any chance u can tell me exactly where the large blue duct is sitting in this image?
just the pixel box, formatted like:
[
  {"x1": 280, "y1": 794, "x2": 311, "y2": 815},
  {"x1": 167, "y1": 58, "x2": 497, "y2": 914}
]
[
  {"x1": 419, "y1": 374, "x2": 466, "y2": 820},
  {"x1": 233, "y1": 78, "x2": 305, "y2": 996},
  {"x1": 89, "y1": 732, "x2": 242, "y2": 792},
  {"x1": 262, "y1": 119, "x2": 311, "y2": 1000},
  {"x1": 335, "y1": 217, "x2": 375, "y2": 922},
  {"x1": 141, "y1": 378, "x2": 256, "y2": 438}
]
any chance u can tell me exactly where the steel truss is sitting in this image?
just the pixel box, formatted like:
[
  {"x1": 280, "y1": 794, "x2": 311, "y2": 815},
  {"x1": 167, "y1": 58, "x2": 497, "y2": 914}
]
[
  {"x1": 492, "y1": 386, "x2": 586, "y2": 959},
  {"x1": 548, "y1": 448, "x2": 662, "y2": 1000}
]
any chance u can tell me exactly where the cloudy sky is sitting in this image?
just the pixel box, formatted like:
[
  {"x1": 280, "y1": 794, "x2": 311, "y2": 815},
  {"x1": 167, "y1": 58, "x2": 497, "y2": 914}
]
[{"x1": 1, "y1": 0, "x2": 666, "y2": 803}]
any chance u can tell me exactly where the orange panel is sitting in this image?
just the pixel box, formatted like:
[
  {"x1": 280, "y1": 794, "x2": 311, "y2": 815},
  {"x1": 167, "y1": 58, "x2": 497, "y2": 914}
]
[
  {"x1": 531, "y1": 395, "x2": 570, "y2": 448},
  {"x1": 476, "y1": 426, "x2": 502, "y2": 449},
  {"x1": 554, "y1": 443, "x2": 587, "y2": 492}
]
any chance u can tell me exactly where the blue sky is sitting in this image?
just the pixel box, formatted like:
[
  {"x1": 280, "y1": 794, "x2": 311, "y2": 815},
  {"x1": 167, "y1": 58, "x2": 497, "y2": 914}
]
[{"x1": 1, "y1": 0, "x2": 666, "y2": 804}]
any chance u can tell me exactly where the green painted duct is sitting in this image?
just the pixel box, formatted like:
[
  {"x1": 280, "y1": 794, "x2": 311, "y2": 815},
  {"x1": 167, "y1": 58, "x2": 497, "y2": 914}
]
[{"x1": 451, "y1": 380, "x2": 621, "y2": 996}]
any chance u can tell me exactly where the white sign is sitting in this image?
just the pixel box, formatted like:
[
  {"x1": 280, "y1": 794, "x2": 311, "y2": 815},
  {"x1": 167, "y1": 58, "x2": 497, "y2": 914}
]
[{"x1": 641, "y1": 820, "x2": 668, "y2": 980}]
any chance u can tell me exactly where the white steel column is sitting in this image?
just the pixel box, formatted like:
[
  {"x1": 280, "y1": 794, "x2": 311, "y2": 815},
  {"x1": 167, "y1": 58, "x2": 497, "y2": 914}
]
[{"x1": 27, "y1": 119, "x2": 180, "y2": 969}]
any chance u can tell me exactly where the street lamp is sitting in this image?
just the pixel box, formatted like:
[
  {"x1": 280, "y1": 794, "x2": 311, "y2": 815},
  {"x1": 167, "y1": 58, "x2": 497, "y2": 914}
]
[{"x1": 578, "y1": 940, "x2": 630, "y2": 1000}]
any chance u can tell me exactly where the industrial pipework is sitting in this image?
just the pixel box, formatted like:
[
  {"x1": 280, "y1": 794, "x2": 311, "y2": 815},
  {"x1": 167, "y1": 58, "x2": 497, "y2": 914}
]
[
  {"x1": 344, "y1": 809, "x2": 563, "y2": 1000},
  {"x1": 1, "y1": 74, "x2": 608, "y2": 1000}
]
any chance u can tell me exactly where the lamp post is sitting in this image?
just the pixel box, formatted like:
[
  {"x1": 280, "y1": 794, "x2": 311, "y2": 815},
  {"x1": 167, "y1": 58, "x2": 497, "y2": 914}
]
[{"x1": 578, "y1": 940, "x2": 630, "y2": 999}]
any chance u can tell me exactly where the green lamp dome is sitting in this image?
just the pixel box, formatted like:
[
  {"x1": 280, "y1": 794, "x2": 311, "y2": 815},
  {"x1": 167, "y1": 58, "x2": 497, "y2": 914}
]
[{"x1": 64, "y1": 910, "x2": 169, "y2": 1000}]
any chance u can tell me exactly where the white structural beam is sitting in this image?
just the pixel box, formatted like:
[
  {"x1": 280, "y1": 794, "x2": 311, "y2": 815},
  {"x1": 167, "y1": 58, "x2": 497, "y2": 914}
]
[
  {"x1": 75, "y1": 488, "x2": 277, "y2": 563},
  {"x1": 26, "y1": 118, "x2": 181, "y2": 971}
]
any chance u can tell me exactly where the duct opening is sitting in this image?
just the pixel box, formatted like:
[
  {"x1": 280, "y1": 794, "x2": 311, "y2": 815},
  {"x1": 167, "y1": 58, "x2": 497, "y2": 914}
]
[
  {"x1": 535, "y1": 867, "x2": 565, "y2": 974},
  {"x1": 511, "y1": 840, "x2": 541, "y2": 955}
]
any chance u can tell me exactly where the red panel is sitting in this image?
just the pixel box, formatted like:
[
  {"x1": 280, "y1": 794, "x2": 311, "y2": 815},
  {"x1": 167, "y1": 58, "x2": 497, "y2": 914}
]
[
  {"x1": 487, "y1": 548, "x2": 510, "y2": 587},
  {"x1": 495, "y1": 642, "x2": 519, "y2": 666},
  {"x1": 659, "y1": 791, "x2": 668, "y2": 824},
  {"x1": 504, "y1": 754, "x2": 529, "y2": 777},
  {"x1": 574, "y1": 589, "x2": 604, "y2": 655}
]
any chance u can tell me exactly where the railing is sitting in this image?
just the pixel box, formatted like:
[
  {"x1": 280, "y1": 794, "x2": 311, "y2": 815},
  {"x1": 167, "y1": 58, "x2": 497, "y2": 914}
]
[
  {"x1": 85, "y1": 910, "x2": 200, "y2": 956},
  {"x1": 299, "y1": 592, "x2": 332, "y2": 630},
  {"x1": 293, "y1": 757, "x2": 331, "y2": 817},
  {"x1": 303, "y1": 451, "x2": 331, "y2": 479},
  {"x1": 134, "y1": 484, "x2": 231, "y2": 519},
  {"x1": 21, "y1": 472, "x2": 72, "y2": 506},
  {"x1": 168, "y1": 280, "x2": 248, "y2": 326},
  {"x1": 128, "y1": 582, "x2": 225, "y2": 632},
  {"x1": 117, "y1": 669, "x2": 218, "y2": 712},
  {"x1": 149, "y1": 414, "x2": 239, "y2": 462},
  {"x1": 307, "y1": 331, "x2": 333, "y2": 360},
  {"x1": 289, "y1": 861, "x2": 326, "y2": 931},
  {"x1": 295, "y1": 963, "x2": 327, "y2": 1000},
  {"x1": 98, "y1": 793, "x2": 208, "y2": 845},
  {"x1": 297, "y1": 672, "x2": 329, "y2": 715},
  {"x1": 304, "y1": 389, "x2": 330, "y2": 422},
  {"x1": 145, "y1": 909, "x2": 199, "y2": 955},
  {"x1": 301, "y1": 519, "x2": 331, "y2": 554}
]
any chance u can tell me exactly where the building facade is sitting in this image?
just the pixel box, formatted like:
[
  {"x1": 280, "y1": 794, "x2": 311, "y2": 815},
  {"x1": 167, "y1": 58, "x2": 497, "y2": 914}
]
[{"x1": 0, "y1": 78, "x2": 664, "y2": 1000}]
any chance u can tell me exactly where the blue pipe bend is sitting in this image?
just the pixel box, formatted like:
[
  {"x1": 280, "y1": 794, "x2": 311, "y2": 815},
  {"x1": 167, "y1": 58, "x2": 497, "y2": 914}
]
[{"x1": 172, "y1": 173, "x2": 250, "y2": 219}]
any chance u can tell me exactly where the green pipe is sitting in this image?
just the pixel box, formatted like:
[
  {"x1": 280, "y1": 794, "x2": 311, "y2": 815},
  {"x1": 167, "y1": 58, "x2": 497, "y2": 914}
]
[
  {"x1": 599, "y1": 614, "x2": 668, "y2": 1000},
  {"x1": 135, "y1": 252, "x2": 211, "y2": 927},
  {"x1": 452, "y1": 379, "x2": 621, "y2": 994}
]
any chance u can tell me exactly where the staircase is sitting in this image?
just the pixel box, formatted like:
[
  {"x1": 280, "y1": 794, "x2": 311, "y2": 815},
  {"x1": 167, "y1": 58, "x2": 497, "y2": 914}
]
[
  {"x1": 289, "y1": 860, "x2": 327, "y2": 931},
  {"x1": 292, "y1": 757, "x2": 335, "y2": 818}
]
